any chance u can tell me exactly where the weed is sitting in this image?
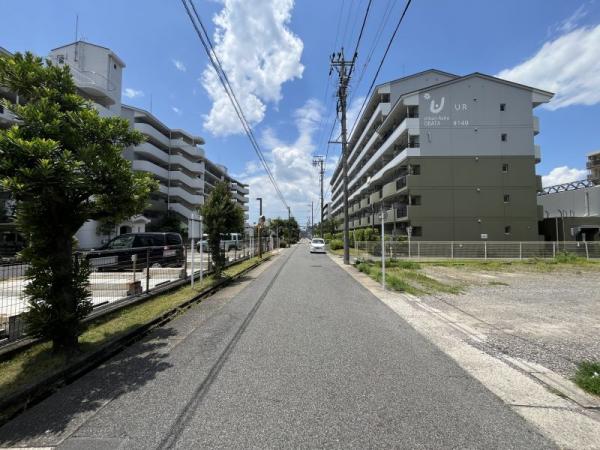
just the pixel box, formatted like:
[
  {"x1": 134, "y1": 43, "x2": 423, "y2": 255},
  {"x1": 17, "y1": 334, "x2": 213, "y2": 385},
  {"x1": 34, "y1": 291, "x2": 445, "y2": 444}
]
[{"x1": 574, "y1": 361, "x2": 600, "y2": 396}]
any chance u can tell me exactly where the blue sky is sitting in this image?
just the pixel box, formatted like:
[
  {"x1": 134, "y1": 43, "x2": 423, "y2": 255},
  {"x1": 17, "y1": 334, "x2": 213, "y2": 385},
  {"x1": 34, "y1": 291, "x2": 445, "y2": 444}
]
[{"x1": 2, "y1": 0, "x2": 600, "y2": 225}]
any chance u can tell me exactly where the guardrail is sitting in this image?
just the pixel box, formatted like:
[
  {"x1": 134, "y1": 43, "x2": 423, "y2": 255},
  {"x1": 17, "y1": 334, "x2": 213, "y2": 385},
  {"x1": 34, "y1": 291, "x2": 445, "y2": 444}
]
[{"x1": 0, "y1": 237, "x2": 273, "y2": 348}]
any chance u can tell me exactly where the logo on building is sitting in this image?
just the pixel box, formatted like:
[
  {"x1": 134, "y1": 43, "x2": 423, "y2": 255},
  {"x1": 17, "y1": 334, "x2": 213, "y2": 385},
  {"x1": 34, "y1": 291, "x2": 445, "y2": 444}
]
[{"x1": 423, "y1": 92, "x2": 445, "y2": 114}]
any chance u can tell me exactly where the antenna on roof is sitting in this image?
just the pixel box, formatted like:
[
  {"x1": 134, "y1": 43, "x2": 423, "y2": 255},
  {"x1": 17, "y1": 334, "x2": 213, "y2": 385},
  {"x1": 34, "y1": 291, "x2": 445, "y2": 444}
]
[{"x1": 75, "y1": 14, "x2": 79, "y2": 41}]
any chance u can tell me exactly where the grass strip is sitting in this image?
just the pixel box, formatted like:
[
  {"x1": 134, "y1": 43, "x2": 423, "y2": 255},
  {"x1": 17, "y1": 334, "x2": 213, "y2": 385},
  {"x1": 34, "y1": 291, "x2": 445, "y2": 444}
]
[
  {"x1": 573, "y1": 361, "x2": 600, "y2": 396},
  {"x1": 354, "y1": 259, "x2": 459, "y2": 295},
  {"x1": 0, "y1": 254, "x2": 270, "y2": 407}
]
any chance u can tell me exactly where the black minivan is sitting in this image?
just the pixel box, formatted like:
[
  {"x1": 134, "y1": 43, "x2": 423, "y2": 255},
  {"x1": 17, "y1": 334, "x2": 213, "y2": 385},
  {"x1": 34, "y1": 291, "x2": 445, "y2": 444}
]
[{"x1": 85, "y1": 232, "x2": 184, "y2": 271}]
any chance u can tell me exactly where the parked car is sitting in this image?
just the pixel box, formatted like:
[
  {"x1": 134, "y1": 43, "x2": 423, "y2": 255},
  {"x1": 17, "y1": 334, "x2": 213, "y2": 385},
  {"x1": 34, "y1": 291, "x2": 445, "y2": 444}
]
[
  {"x1": 196, "y1": 232, "x2": 242, "y2": 252},
  {"x1": 310, "y1": 238, "x2": 326, "y2": 254},
  {"x1": 85, "y1": 232, "x2": 184, "y2": 271}
]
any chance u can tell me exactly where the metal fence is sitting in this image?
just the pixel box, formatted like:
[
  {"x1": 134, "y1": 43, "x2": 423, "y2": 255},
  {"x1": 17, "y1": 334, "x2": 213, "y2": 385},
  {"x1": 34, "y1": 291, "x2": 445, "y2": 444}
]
[
  {"x1": 0, "y1": 237, "x2": 273, "y2": 347},
  {"x1": 354, "y1": 240, "x2": 600, "y2": 261}
]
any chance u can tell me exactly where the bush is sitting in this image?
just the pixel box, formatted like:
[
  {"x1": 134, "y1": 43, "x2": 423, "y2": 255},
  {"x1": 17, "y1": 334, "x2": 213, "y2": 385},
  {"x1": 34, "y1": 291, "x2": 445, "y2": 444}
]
[{"x1": 329, "y1": 239, "x2": 344, "y2": 250}]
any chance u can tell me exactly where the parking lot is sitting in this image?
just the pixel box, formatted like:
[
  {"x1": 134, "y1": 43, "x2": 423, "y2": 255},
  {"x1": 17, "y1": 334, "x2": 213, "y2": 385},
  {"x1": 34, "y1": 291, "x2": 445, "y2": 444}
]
[
  {"x1": 0, "y1": 246, "x2": 252, "y2": 337},
  {"x1": 418, "y1": 263, "x2": 600, "y2": 378}
]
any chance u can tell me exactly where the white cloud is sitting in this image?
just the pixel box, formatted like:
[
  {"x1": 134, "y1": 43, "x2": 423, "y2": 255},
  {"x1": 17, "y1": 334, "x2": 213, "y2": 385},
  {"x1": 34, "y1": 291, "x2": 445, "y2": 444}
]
[
  {"x1": 555, "y1": 4, "x2": 588, "y2": 34},
  {"x1": 542, "y1": 166, "x2": 587, "y2": 187},
  {"x1": 497, "y1": 23, "x2": 600, "y2": 110},
  {"x1": 172, "y1": 59, "x2": 187, "y2": 72},
  {"x1": 200, "y1": 0, "x2": 304, "y2": 136},
  {"x1": 123, "y1": 88, "x2": 144, "y2": 99},
  {"x1": 172, "y1": 106, "x2": 182, "y2": 115},
  {"x1": 238, "y1": 99, "x2": 326, "y2": 222}
]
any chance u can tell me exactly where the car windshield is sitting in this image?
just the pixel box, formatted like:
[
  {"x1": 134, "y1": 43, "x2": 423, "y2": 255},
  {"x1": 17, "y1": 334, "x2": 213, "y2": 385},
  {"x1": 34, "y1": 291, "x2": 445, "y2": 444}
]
[
  {"x1": 312, "y1": 239, "x2": 324, "y2": 244},
  {"x1": 106, "y1": 235, "x2": 135, "y2": 249}
]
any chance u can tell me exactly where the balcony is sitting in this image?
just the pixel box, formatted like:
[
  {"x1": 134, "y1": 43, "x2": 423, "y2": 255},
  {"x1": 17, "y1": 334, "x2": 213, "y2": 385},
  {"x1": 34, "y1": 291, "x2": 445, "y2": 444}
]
[
  {"x1": 158, "y1": 184, "x2": 203, "y2": 207},
  {"x1": 360, "y1": 217, "x2": 369, "y2": 227},
  {"x1": 135, "y1": 123, "x2": 170, "y2": 149},
  {"x1": 533, "y1": 116, "x2": 540, "y2": 135},
  {"x1": 171, "y1": 138, "x2": 203, "y2": 159},
  {"x1": 50, "y1": 57, "x2": 118, "y2": 106},
  {"x1": 350, "y1": 117, "x2": 419, "y2": 188},
  {"x1": 132, "y1": 160, "x2": 203, "y2": 190},
  {"x1": 534, "y1": 144, "x2": 541, "y2": 164},
  {"x1": 170, "y1": 154, "x2": 204, "y2": 174},
  {"x1": 169, "y1": 202, "x2": 194, "y2": 219},
  {"x1": 360, "y1": 197, "x2": 369, "y2": 209},
  {"x1": 369, "y1": 190, "x2": 381, "y2": 205}
]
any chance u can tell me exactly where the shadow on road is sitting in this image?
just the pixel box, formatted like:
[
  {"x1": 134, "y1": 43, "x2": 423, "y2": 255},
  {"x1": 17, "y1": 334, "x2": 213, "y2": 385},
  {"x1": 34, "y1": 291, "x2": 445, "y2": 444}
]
[{"x1": 0, "y1": 327, "x2": 176, "y2": 446}]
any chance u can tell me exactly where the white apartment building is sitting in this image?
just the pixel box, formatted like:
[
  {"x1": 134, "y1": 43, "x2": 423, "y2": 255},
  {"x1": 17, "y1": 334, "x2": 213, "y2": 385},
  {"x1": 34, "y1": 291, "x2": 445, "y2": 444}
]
[{"x1": 1, "y1": 41, "x2": 249, "y2": 248}]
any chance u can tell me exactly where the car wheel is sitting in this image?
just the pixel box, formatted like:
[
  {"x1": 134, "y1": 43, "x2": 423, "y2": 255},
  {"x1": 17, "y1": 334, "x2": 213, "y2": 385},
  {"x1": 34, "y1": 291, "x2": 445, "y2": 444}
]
[{"x1": 152, "y1": 262, "x2": 162, "y2": 268}]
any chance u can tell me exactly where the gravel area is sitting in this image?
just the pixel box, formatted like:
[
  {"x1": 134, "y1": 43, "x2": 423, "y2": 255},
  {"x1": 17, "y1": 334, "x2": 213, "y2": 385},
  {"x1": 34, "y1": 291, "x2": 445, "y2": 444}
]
[{"x1": 420, "y1": 266, "x2": 600, "y2": 378}]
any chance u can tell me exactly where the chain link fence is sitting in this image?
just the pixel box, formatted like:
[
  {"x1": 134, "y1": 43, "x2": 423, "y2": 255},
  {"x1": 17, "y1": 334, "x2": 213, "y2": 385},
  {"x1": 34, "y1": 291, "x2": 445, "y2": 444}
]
[
  {"x1": 0, "y1": 237, "x2": 273, "y2": 347},
  {"x1": 354, "y1": 240, "x2": 600, "y2": 261}
]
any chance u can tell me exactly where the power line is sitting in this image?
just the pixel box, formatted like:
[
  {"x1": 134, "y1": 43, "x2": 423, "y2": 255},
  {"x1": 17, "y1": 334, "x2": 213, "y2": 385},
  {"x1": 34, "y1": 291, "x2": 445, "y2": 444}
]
[
  {"x1": 349, "y1": 0, "x2": 413, "y2": 137},
  {"x1": 348, "y1": 0, "x2": 373, "y2": 78},
  {"x1": 180, "y1": 0, "x2": 289, "y2": 211},
  {"x1": 351, "y1": 0, "x2": 398, "y2": 101}
]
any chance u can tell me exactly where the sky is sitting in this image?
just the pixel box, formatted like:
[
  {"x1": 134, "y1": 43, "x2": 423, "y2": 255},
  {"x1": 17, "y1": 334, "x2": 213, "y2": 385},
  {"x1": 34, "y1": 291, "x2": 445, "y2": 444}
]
[{"x1": 2, "y1": 0, "x2": 600, "y2": 226}]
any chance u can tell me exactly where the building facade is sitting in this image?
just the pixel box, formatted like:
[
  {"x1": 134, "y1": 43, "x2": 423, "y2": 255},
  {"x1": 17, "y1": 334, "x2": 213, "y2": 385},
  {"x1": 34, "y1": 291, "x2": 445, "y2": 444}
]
[
  {"x1": 588, "y1": 150, "x2": 600, "y2": 185},
  {"x1": 329, "y1": 70, "x2": 552, "y2": 241},
  {"x1": 1, "y1": 41, "x2": 249, "y2": 248}
]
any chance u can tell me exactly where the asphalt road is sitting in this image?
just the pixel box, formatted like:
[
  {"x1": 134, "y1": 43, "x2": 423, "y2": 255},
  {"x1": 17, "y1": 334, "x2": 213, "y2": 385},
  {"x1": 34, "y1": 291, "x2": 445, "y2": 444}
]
[{"x1": 0, "y1": 244, "x2": 552, "y2": 449}]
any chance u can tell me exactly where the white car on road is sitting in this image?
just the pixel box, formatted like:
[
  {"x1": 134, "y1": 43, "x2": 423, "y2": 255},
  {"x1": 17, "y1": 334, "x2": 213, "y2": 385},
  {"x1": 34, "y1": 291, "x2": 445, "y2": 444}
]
[{"x1": 310, "y1": 238, "x2": 326, "y2": 254}]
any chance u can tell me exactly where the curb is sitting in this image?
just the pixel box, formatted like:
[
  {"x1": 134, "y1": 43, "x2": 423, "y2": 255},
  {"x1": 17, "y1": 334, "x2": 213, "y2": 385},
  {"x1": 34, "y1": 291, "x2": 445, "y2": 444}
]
[{"x1": 0, "y1": 254, "x2": 273, "y2": 425}]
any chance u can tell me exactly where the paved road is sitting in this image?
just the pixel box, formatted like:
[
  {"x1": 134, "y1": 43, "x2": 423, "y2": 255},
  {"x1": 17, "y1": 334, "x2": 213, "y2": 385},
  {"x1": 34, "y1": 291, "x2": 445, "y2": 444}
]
[{"x1": 0, "y1": 245, "x2": 552, "y2": 449}]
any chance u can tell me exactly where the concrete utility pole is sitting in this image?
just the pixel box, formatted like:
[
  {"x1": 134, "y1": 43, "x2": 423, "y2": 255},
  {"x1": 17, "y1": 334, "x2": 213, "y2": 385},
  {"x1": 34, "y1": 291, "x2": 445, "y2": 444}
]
[
  {"x1": 256, "y1": 198, "x2": 263, "y2": 257},
  {"x1": 287, "y1": 206, "x2": 291, "y2": 245},
  {"x1": 307, "y1": 202, "x2": 314, "y2": 237},
  {"x1": 330, "y1": 49, "x2": 355, "y2": 265},
  {"x1": 312, "y1": 155, "x2": 325, "y2": 237}
]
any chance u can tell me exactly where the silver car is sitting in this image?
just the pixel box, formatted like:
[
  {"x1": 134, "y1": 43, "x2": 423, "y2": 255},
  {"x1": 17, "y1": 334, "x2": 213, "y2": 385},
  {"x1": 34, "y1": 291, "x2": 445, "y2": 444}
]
[{"x1": 310, "y1": 238, "x2": 326, "y2": 253}]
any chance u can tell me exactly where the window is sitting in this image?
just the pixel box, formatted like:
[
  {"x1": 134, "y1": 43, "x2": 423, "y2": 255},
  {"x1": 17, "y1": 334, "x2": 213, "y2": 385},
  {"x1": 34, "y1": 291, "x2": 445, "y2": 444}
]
[
  {"x1": 504, "y1": 226, "x2": 512, "y2": 235},
  {"x1": 503, "y1": 194, "x2": 510, "y2": 203},
  {"x1": 410, "y1": 195, "x2": 421, "y2": 206},
  {"x1": 502, "y1": 163, "x2": 509, "y2": 173},
  {"x1": 166, "y1": 234, "x2": 181, "y2": 245},
  {"x1": 410, "y1": 164, "x2": 421, "y2": 175},
  {"x1": 412, "y1": 226, "x2": 422, "y2": 237},
  {"x1": 500, "y1": 103, "x2": 506, "y2": 111},
  {"x1": 106, "y1": 235, "x2": 135, "y2": 249},
  {"x1": 381, "y1": 93, "x2": 390, "y2": 103},
  {"x1": 501, "y1": 133, "x2": 508, "y2": 142},
  {"x1": 57, "y1": 55, "x2": 65, "y2": 64}
]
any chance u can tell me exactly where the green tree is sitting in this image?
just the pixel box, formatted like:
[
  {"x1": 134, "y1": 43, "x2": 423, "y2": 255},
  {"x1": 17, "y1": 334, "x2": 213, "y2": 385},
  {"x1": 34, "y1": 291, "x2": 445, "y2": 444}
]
[
  {"x1": 0, "y1": 52, "x2": 157, "y2": 354},
  {"x1": 200, "y1": 181, "x2": 244, "y2": 276}
]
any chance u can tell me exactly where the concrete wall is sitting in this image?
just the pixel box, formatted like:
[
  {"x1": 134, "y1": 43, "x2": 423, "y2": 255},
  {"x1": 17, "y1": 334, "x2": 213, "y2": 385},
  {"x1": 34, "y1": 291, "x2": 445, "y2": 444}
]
[
  {"x1": 538, "y1": 185, "x2": 600, "y2": 218},
  {"x1": 386, "y1": 71, "x2": 457, "y2": 106},
  {"x1": 419, "y1": 75, "x2": 535, "y2": 158}
]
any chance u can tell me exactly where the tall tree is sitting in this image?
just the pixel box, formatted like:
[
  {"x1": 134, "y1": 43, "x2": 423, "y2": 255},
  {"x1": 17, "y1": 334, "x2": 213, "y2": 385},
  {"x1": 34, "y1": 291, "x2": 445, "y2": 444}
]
[
  {"x1": 200, "y1": 181, "x2": 244, "y2": 276},
  {"x1": 0, "y1": 52, "x2": 157, "y2": 354}
]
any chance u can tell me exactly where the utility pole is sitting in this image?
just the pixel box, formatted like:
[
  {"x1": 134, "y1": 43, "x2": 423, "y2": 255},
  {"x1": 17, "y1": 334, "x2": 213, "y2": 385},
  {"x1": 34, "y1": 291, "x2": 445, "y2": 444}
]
[
  {"x1": 312, "y1": 155, "x2": 325, "y2": 237},
  {"x1": 256, "y1": 198, "x2": 263, "y2": 258},
  {"x1": 307, "y1": 202, "x2": 314, "y2": 237},
  {"x1": 330, "y1": 48, "x2": 355, "y2": 265},
  {"x1": 287, "y1": 206, "x2": 291, "y2": 246}
]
